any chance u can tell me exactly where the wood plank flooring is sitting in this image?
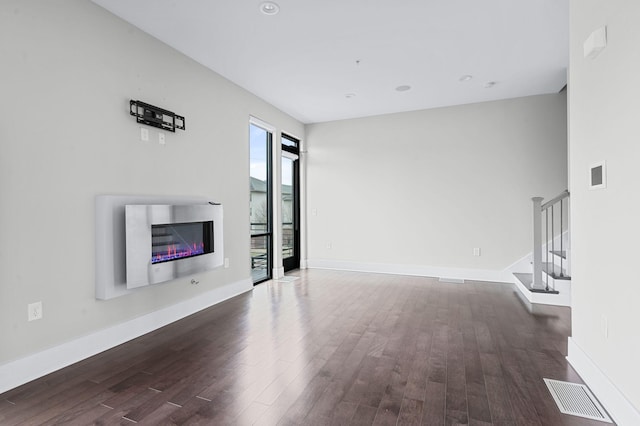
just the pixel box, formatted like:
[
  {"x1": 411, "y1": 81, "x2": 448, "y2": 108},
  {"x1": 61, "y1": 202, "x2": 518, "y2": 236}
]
[{"x1": 0, "y1": 270, "x2": 612, "y2": 425}]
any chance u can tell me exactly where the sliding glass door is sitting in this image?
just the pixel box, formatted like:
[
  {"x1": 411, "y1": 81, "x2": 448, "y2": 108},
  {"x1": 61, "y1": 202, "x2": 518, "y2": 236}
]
[{"x1": 249, "y1": 123, "x2": 272, "y2": 284}]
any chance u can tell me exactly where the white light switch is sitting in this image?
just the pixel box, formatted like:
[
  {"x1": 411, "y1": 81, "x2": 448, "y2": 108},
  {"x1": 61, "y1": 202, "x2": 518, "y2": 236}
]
[
  {"x1": 473, "y1": 248, "x2": 481, "y2": 256},
  {"x1": 140, "y1": 128, "x2": 149, "y2": 141},
  {"x1": 158, "y1": 133, "x2": 165, "y2": 145}
]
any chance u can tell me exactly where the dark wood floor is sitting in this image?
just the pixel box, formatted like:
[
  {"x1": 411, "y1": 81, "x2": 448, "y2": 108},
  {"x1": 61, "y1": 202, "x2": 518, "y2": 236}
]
[{"x1": 0, "y1": 270, "x2": 611, "y2": 425}]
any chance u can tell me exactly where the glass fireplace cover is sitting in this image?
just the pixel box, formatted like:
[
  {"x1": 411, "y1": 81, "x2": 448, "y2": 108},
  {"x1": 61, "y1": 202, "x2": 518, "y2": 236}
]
[
  {"x1": 125, "y1": 204, "x2": 222, "y2": 288},
  {"x1": 151, "y1": 222, "x2": 213, "y2": 264}
]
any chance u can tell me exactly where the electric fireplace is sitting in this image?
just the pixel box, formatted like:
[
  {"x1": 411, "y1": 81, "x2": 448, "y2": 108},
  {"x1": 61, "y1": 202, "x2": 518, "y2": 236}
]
[
  {"x1": 125, "y1": 203, "x2": 223, "y2": 288},
  {"x1": 151, "y1": 221, "x2": 213, "y2": 264}
]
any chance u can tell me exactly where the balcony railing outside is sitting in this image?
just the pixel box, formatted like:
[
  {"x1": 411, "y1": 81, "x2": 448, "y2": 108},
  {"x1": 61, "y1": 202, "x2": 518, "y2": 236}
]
[{"x1": 251, "y1": 222, "x2": 294, "y2": 279}]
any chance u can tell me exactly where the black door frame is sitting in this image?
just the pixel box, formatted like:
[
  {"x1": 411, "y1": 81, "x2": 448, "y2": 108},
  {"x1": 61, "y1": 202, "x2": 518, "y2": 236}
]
[{"x1": 282, "y1": 134, "x2": 300, "y2": 272}]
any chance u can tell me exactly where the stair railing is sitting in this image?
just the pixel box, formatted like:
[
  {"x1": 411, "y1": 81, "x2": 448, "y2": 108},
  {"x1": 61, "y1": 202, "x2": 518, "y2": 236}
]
[{"x1": 531, "y1": 190, "x2": 570, "y2": 291}]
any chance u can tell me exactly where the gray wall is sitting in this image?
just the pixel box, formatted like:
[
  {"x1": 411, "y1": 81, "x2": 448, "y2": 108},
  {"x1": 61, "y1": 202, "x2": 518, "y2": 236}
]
[
  {"x1": 306, "y1": 94, "x2": 568, "y2": 273},
  {"x1": 0, "y1": 0, "x2": 303, "y2": 365},
  {"x1": 569, "y1": 0, "x2": 640, "y2": 413}
]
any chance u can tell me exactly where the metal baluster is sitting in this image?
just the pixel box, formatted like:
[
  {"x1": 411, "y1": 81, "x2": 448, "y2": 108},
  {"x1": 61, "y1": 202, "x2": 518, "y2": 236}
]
[
  {"x1": 552, "y1": 204, "x2": 555, "y2": 283},
  {"x1": 532, "y1": 197, "x2": 544, "y2": 290},
  {"x1": 545, "y1": 207, "x2": 549, "y2": 290},
  {"x1": 560, "y1": 198, "x2": 564, "y2": 277}
]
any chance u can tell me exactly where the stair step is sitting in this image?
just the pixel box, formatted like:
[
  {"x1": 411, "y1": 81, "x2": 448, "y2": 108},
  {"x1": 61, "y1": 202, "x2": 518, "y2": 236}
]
[
  {"x1": 542, "y1": 263, "x2": 571, "y2": 280},
  {"x1": 550, "y1": 250, "x2": 567, "y2": 259},
  {"x1": 513, "y1": 272, "x2": 560, "y2": 294},
  {"x1": 513, "y1": 272, "x2": 533, "y2": 287},
  {"x1": 530, "y1": 287, "x2": 560, "y2": 294},
  {"x1": 512, "y1": 272, "x2": 570, "y2": 307}
]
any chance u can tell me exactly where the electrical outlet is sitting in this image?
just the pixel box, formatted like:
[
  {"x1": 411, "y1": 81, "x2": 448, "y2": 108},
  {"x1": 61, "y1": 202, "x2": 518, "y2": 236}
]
[
  {"x1": 326, "y1": 241, "x2": 332, "y2": 249},
  {"x1": 158, "y1": 133, "x2": 166, "y2": 145},
  {"x1": 140, "y1": 127, "x2": 149, "y2": 141},
  {"x1": 28, "y1": 301, "x2": 43, "y2": 322},
  {"x1": 473, "y1": 248, "x2": 481, "y2": 256}
]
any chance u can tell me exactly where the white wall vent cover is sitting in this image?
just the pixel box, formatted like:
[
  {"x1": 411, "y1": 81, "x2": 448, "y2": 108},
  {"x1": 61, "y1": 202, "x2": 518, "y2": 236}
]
[{"x1": 544, "y1": 379, "x2": 613, "y2": 423}]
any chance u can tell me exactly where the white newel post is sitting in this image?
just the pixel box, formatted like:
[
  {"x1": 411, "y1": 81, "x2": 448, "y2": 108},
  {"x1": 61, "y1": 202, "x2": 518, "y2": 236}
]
[{"x1": 532, "y1": 197, "x2": 544, "y2": 289}]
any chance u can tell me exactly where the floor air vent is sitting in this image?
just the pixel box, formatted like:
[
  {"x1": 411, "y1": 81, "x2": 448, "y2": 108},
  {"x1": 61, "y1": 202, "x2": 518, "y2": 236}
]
[{"x1": 544, "y1": 379, "x2": 612, "y2": 423}]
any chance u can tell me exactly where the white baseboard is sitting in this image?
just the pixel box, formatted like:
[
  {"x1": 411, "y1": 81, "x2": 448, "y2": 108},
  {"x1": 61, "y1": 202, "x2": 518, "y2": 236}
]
[
  {"x1": 306, "y1": 259, "x2": 506, "y2": 283},
  {"x1": 567, "y1": 338, "x2": 640, "y2": 426},
  {"x1": 0, "y1": 278, "x2": 252, "y2": 395}
]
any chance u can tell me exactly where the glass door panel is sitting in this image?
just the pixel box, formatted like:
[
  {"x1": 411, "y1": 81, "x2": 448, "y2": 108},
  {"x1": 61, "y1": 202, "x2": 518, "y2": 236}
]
[
  {"x1": 250, "y1": 123, "x2": 272, "y2": 284},
  {"x1": 250, "y1": 234, "x2": 269, "y2": 283},
  {"x1": 282, "y1": 156, "x2": 295, "y2": 263},
  {"x1": 282, "y1": 134, "x2": 300, "y2": 272}
]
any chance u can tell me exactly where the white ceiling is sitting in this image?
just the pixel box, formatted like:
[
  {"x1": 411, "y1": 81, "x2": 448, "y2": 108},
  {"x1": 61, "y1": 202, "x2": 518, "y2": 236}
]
[{"x1": 91, "y1": 0, "x2": 568, "y2": 124}]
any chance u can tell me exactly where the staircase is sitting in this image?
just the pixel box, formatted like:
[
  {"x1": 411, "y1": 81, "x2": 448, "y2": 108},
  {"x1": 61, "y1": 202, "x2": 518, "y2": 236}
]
[{"x1": 512, "y1": 190, "x2": 571, "y2": 307}]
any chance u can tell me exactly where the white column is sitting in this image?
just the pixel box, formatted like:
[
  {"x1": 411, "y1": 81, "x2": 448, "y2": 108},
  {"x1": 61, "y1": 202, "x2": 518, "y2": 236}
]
[
  {"x1": 272, "y1": 132, "x2": 284, "y2": 279},
  {"x1": 532, "y1": 197, "x2": 544, "y2": 289},
  {"x1": 299, "y1": 138, "x2": 308, "y2": 269}
]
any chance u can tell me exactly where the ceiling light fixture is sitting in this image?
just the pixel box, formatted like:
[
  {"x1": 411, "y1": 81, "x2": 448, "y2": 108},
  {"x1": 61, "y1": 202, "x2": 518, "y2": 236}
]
[
  {"x1": 260, "y1": 1, "x2": 280, "y2": 15},
  {"x1": 484, "y1": 81, "x2": 497, "y2": 88},
  {"x1": 459, "y1": 75, "x2": 473, "y2": 82},
  {"x1": 395, "y1": 85, "x2": 411, "y2": 92}
]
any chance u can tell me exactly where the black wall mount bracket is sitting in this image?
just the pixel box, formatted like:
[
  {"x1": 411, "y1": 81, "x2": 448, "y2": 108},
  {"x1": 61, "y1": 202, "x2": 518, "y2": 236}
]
[{"x1": 129, "y1": 100, "x2": 185, "y2": 132}]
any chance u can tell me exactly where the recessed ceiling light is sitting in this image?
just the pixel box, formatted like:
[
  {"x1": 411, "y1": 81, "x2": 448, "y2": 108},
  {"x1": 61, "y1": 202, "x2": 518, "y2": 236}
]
[
  {"x1": 345, "y1": 93, "x2": 356, "y2": 99},
  {"x1": 395, "y1": 85, "x2": 411, "y2": 92},
  {"x1": 260, "y1": 1, "x2": 280, "y2": 15},
  {"x1": 484, "y1": 81, "x2": 497, "y2": 88},
  {"x1": 459, "y1": 75, "x2": 473, "y2": 82}
]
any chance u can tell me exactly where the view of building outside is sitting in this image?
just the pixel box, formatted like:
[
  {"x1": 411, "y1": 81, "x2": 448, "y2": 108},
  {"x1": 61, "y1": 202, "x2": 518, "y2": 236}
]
[
  {"x1": 280, "y1": 156, "x2": 295, "y2": 259},
  {"x1": 249, "y1": 124, "x2": 270, "y2": 282},
  {"x1": 250, "y1": 124, "x2": 296, "y2": 280}
]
